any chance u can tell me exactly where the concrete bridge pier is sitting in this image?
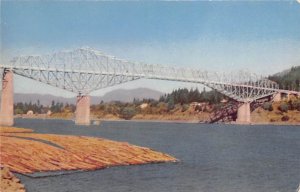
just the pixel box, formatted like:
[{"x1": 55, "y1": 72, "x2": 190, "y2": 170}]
[
  {"x1": 287, "y1": 93, "x2": 291, "y2": 101},
  {"x1": 0, "y1": 70, "x2": 14, "y2": 126},
  {"x1": 75, "y1": 94, "x2": 90, "y2": 125},
  {"x1": 273, "y1": 92, "x2": 282, "y2": 102},
  {"x1": 236, "y1": 102, "x2": 251, "y2": 124}
]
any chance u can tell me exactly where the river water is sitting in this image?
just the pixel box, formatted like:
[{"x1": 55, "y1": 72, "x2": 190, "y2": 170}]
[{"x1": 15, "y1": 119, "x2": 300, "y2": 192}]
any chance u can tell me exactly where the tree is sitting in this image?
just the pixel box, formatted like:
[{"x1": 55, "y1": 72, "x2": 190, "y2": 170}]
[
  {"x1": 278, "y1": 103, "x2": 289, "y2": 112},
  {"x1": 268, "y1": 66, "x2": 300, "y2": 91},
  {"x1": 263, "y1": 102, "x2": 273, "y2": 111},
  {"x1": 120, "y1": 107, "x2": 136, "y2": 120},
  {"x1": 167, "y1": 97, "x2": 175, "y2": 111},
  {"x1": 14, "y1": 108, "x2": 24, "y2": 115}
]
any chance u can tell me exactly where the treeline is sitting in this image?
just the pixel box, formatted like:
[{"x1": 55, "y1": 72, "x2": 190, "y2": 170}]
[
  {"x1": 14, "y1": 100, "x2": 75, "y2": 114},
  {"x1": 158, "y1": 88, "x2": 225, "y2": 105},
  {"x1": 268, "y1": 66, "x2": 300, "y2": 91},
  {"x1": 90, "y1": 88, "x2": 226, "y2": 120},
  {"x1": 13, "y1": 88, "x2": 225, "y2": 117}
]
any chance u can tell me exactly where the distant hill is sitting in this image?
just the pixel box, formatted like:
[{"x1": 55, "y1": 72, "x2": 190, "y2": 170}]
[
  {"x1": 97, "y1": 88, "x2": 163, "y2": 103},
  {"x1": 272, "y1": 68, "x2": 292, "y2": 77},
  {"x1": 13, "y1": 88, "x2": 163, "y2": 105},
  {"x1": 14, "y1": 94, "x2": 74, "y2": 106},
  {"x1": 268, "y1": 66, "x2": 300, "y2": 91}
]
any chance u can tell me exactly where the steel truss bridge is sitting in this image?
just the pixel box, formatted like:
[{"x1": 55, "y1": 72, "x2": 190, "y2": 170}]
[
  {"x1": 1, "y1": 47, "x2": 299, "y2": 125},
  {"x1": 1, "y1": 47, "x2": 280, "y2": 103}
]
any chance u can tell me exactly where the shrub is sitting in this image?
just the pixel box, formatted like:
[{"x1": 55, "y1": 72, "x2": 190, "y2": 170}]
[
  {"x1": 281, "y1": 115, "x2": 289, "y2": 121},
  {"x1": 278, "y1": 103, "x2": 289, "y2": 112},
  {"x1": 14, "y1": 108, "x2": 24, "y2": 115},
  {"x1": 290, "y1": 99, "x2": 300, "y2": 111},
  {"x1": 262, "y1": 102, "x2": 273, "y2": 111},
  {"x1": 157, "y1": 102, "x2": 167, "y2": 114},
  {"x1": 120, "y1": 107, "x2": 136, "y2": 120},
  {"x1": 181, "y1": 104, "x2": 189, "y2": 112}
]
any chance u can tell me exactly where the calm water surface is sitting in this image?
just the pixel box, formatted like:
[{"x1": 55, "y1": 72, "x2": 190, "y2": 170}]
[{"x1": 15, "y1": 119, "x2": 300, "y2": 192}]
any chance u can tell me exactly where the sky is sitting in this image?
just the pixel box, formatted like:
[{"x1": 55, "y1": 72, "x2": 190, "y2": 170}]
[{"x1": 1, "y1": 1, "x2": 300, "y2": 97}]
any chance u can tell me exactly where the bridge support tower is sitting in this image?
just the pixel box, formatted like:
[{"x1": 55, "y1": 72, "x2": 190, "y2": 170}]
[
  {"x1": 0, "y1": 70, "x2": 14, "y2": 126},
  {"x1": 236, "y1": 102, "x2": 251, "y2": 124},
  {"x1": 273, "y1": 92, "x2": 281, "y2": 102},
  {"x1": 287, "y1": 93, "x2": 291, "y2": 101},
  {"x1": 75, "y1": 95, "x2": 90, "y2": 125}
]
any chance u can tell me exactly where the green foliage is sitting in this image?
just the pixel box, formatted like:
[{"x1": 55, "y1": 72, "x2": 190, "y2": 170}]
[
  {"x1": 159, "y1": 88, "x2": 226, "y2": 105},
  {"x1": 14, "y1": 108, "x2": 24, "y2": 114},
  {"x1": 262, "y1": 102, "x2": 273, "y2": 111},
  {"x1": 120, "y1": 107, "x2": 136, "y2": 120},
  {"x1": 278, "y1": 103, "x2": 289, "y2": 112},
  {"x1": 268, "y1": 66, "x2": 300, "y2": 91},
  {"x1": 50, "y1": 100, "x2": 64, "y2": 113},
  {"x1": 14, "y1": 100, "x2": 69, "y2": 115},
  {"x1": 181, "y1": 104, "x2": 189, "y2": 112},
  {"x1": 157, "y1": 102, "x2": 167, "y2": 114},
  {"x1": 14, "y1": 101, "x2": 46, "y2": 114},
  {"x1": 105, "y1": 103, "x2": 121, "y2": 115},
  {"x1": 63, "y1": 104, "x2": 76, "y2": 113},
  {"x1": 288, "y1": 99, "x2": 300, "y2": 111},
  {"x1": 167, "y1": 97, "x2": 175, "y2": 111}
]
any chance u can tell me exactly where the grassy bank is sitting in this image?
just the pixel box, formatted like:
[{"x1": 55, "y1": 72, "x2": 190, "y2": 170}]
[{"x1": 252, "y1": 101, "x2": 300, "y2": 124}]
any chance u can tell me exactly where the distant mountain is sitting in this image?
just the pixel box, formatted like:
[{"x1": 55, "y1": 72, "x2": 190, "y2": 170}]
[
  {"x1": 14, "y1": 94, "x2": 74, "y2": 106},
  {"x1": 268, "y1": 66, "x2": 300, "y2": 91},
  {"x1": 13, "y1": 88, "x2": 163, "y2": 105},
  {"x1": 97, "y1": 88, "x2": 163, "y2": 103}
]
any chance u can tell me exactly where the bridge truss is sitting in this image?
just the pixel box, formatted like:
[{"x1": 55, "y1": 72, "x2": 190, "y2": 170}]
[{"x1": 1, "y1": 47, "x2": 279, "y2": 102}]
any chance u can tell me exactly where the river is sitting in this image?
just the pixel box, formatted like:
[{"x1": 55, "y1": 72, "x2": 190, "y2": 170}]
[{"x1": 15, "y1": 118, "x2": 300, "y2": 192}]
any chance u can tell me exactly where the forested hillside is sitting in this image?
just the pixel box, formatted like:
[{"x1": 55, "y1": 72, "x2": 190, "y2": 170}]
[
  {"x1": 158, "y1": 88, "x2": 225, "y2": 105},
  {"x1": 268, "y1": 66, "x2": 300, "y2": 91}
]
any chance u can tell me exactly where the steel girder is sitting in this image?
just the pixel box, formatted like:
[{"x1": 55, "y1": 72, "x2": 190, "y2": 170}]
[{"x1": 0, "y1": 47, "x2": 279, "y2": 102}]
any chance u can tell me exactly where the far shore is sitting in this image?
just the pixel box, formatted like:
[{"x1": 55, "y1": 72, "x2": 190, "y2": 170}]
[{"x1": 15, "y1": 115, "x2": 300, "y2": 126}]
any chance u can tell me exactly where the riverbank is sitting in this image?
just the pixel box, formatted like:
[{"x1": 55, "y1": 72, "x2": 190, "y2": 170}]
[
  {"x1": 251, "y1": 102, "x2": 300, "y2": 125},
  {"x1": 14, "y1": 99, "x2": 300, "y2": 125},
  {"x1": 15, "y1": 112, "x2": 300, "y2": 125}
]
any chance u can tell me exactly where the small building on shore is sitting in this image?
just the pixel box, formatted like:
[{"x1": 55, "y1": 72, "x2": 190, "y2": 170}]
[
  {"x1": 46, "y1": 110, "x2": 52, "y2": 116},
  {"x1": 26, "y1": 110, "x2": 34, "y2": 115},
  {"x1": 140, "y1": 103, "x2": 149, "y2": 109},
  {"x1": 190, "y1": 102, "x2": 209, "y2": 112}
]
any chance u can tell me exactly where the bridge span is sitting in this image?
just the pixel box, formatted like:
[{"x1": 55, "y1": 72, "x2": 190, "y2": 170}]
[{"x1": 0, "y1": 47, "x2": 298, "y2": 125}]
